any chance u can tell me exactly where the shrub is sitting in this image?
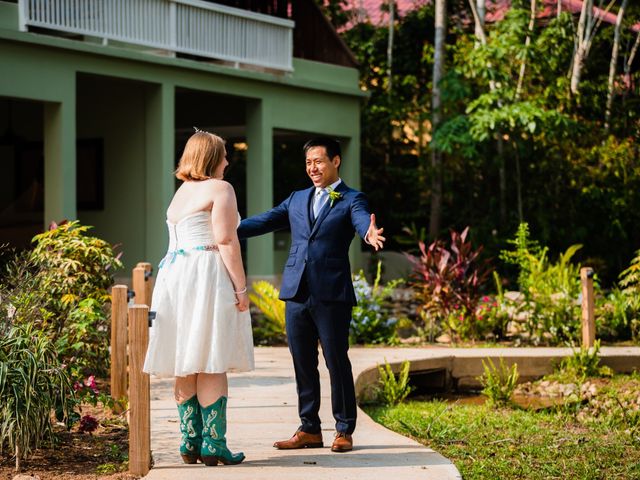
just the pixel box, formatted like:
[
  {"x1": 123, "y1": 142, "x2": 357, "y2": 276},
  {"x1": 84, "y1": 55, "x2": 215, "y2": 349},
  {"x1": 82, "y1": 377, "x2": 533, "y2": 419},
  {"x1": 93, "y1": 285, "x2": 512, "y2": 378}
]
[
  {"x1": 376, "y1": 359, "x2": 414, "y2": 406},
  {"x1": 407, "y1": 227, "x2": 491, "y2": 342},
  {"x1": 29, "y1": 221, "x2": 122, "y2": 325},
  {"x1": 619, "y1": 249, "x2": 640, "y2": 341},
  {"x1": 478, "y1": 357, "x2": 519, "y2": 408},
  {"x1": 0, "y1": 324, "x2": 74, "y2": 471},
  {"x1": 500, "y1": 223, "x2": 583, "y2": 344},
  {"x1": 6, "y1": 221, "x2": 123, "y2": 376},
  {"x1": 351, "y1": 261, "x2": 403, "y2": 345},
  {"x1": 474, "y1": 272, "x2": 511, "y2": 339},
  {"x1": 249, "y1": 281, "x2": 286, "y2": 345}
]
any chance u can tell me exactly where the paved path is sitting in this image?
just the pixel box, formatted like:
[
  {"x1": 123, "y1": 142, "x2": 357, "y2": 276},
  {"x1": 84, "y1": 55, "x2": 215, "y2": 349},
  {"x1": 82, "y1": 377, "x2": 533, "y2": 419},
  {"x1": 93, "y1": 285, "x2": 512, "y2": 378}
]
[{"x1": 145, "y1": 346, "x2": 462, "y2": 480}]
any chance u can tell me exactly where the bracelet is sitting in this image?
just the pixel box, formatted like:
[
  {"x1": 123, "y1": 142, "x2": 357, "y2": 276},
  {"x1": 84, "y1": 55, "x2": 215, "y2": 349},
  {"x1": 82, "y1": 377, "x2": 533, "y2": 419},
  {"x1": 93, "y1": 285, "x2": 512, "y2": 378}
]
[{"x1": 234, "y1": 286, "x2": 247, "y2": 295}]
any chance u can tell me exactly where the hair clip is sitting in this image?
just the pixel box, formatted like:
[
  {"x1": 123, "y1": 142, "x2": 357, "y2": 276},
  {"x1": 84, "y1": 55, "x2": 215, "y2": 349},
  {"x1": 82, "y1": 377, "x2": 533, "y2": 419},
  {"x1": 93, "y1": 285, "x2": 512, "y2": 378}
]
[{"x1": 193, "y1": 126, "x2": 204, "y2": 133}]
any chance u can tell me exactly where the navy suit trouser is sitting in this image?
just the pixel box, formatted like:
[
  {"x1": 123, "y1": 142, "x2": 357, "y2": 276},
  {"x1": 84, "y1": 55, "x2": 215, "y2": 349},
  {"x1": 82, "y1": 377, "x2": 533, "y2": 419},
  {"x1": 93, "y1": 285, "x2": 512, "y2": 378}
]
[{"x1": 285, "y1": 296, "x2": 356, "y2": 435}]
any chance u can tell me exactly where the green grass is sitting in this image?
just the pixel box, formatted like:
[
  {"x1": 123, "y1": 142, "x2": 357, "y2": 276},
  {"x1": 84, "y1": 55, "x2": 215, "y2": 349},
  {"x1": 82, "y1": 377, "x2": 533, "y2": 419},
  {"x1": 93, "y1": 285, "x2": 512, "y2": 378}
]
[{"x1": 364, "y1": 398, "x2": 640, "y2": 479}]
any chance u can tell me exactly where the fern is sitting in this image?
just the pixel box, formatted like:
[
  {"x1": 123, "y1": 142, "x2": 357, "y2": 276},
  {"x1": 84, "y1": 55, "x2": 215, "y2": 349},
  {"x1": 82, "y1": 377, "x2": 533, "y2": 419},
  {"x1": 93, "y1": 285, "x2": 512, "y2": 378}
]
[
  {"x1": 478, "y1": 357, "x2": 519, "y2": 408},
  {"x1": 376, "y1": 359, "x2": 414, "y2": 406}
]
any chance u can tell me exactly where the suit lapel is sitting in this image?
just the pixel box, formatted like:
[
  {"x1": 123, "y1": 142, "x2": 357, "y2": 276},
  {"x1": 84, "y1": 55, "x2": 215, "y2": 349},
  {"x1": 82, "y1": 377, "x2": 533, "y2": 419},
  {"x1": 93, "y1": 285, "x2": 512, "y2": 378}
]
[
  {"x1": 310, "y1": 181, "x2": 348, "y2": 238},
  {"x1": 305, "y1": 187, "x2": 315, "y2": 233}
]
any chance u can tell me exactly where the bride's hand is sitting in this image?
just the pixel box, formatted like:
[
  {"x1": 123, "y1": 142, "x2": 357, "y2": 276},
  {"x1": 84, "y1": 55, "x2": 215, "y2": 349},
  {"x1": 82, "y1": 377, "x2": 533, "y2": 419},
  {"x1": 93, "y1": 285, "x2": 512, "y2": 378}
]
[{"x1": 235, "y1": 291, "x2": 249, "y2": 312}]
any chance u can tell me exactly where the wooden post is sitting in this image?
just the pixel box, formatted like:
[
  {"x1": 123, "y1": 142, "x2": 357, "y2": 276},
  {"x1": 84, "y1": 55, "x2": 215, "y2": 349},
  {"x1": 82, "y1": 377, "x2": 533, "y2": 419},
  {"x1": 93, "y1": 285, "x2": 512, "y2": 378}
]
[
  {"x1": 580, "y1": 267, "x2": 595, "y2": 348},
  {"x1": 128, "y1": 304, "x2": 151, "y2": 477},
  {"x1": 110, "y1": 285, "x2": 128, "y2": 412},
  {"x1": 132, "y1": 262, "x2": 153, "y2": 307}
]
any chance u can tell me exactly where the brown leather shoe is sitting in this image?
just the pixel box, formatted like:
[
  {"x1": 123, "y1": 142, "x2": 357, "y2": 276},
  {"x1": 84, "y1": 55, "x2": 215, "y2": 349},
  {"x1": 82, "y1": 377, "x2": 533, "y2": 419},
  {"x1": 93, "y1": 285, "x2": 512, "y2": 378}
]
[
  {"x1": 273, "y1": 429, "x2": 324, "y2": 449},
  {"x1": 331, "y1": 432, "x2": 353, "y2": 452}
]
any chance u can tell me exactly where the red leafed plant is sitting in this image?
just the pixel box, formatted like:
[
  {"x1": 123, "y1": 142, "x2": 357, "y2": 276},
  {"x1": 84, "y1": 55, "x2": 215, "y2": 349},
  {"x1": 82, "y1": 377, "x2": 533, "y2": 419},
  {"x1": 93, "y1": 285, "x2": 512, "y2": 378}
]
[
  {"x1": 78, "y1": 414, "x2": 99, "y2": 434},
  {"x1": 406, "y1": 227, "x2": 492, "y2": 341}
]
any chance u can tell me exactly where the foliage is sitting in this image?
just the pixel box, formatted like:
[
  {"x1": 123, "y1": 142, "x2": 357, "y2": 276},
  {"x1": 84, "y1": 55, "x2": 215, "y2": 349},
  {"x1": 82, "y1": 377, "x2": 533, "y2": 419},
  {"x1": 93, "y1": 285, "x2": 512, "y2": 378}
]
[
  {"x1": 618, "y1": 248, "x2": 640, "y2": 340},
  {"x1": 500, "y1": 223, "x2": 583, "y2": 344},
  {"x1": 249, "y1": 281, "x2": 286, "y2": 345},
  {"x1": 351, "y1": 260, "x2": 403, "y2": 345},
  {"x1": 407, "y1": 227, "x2": 491, "y2": 341},
  {"x1": 478, "y1": 357, "x2": 519, "y2": 408},
  {"x1": 595, "y1": 287, "x2": 635, "y2": 341},
  {"x1": 29, "y1": 221, "x2": 122, "y2": 327},
  {"x1": 557, "y1": 340, "x2": 613, "y2": 382},
  {"x1": 339, "y1": 2, "x2": 640, "y2": 287},
  {"x1": 56, "y1": 299, "x2": 110, "y2": 379},
  {"x1": 4, "y1": 221, "x2": 123, "y2": 376},
  {"x1": 0, "y1": 324, "x2": 74, "y2": 471},
  {"x1": 475, "y1": 272, "x2": 511, "y2": 340},
  {"x1": 376, "y1": 359, "x2": 414, "y2": 407}
]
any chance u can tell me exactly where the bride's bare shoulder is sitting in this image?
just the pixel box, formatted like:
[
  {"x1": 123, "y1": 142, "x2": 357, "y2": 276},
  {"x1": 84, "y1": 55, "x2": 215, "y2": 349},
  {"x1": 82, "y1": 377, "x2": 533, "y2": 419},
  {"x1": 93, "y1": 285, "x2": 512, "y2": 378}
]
[{"x1": 206, "y1": 178, "x2": 235, "y2": 196}]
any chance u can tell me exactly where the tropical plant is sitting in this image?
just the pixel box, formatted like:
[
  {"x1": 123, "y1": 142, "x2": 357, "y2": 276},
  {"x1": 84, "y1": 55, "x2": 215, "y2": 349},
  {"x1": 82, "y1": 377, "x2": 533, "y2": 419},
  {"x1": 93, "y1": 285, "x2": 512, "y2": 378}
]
[
  {"x1": 351, "y1": 261, "x2": 403, "y2": 345},
  {"x1": 619, "y1": 248, "x2": 640, "y2": 340},
  {"x1": 5, "y1": 221, "x2": 123, "y2": 376},
  {"x1": 500, "y1": 223, "x2": 584, "y2": 344},
  {"x1": 28, "y1": 221, "x2": 122, "y2": 330},
  {"x1": 407, "y1": 226, "x2": 491, "y2": 341},
  {"x1": 376, "y1": 359, "x2": 414, "y2": 407},
  {"x1": 478, "y1": 357, "x2": 519, "y2": 408},
  {"x1": 0, "y1": 324, "x2": 74, "y2": 471},
  {"x1": 249, "y1": 281, "x2": 286, "y2": 345},
  {"x1": 558, "y1": 340, "x2": 613, "y2": 382}
]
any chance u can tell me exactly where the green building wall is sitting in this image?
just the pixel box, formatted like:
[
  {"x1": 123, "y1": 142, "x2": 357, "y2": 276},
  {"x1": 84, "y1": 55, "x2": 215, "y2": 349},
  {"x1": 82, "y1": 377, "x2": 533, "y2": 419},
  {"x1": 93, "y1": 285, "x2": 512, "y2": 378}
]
[{"x1": 0, "y1": 0, "x2": 364, "y2": 280}]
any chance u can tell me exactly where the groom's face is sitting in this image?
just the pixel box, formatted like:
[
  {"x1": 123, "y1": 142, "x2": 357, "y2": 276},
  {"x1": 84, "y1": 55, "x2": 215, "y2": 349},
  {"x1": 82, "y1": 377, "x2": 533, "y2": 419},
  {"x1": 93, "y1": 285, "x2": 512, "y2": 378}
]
[{"x1": 306, "y1": 146, "x2": 340, "y2": 188}]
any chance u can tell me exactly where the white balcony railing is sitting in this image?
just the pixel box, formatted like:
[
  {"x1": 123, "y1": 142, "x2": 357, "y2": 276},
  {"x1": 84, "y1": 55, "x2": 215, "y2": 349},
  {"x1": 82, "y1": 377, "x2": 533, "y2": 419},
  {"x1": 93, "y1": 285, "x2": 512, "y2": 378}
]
[{"x1": 18, "y1": 0, "x2": 294, "y2": 71}]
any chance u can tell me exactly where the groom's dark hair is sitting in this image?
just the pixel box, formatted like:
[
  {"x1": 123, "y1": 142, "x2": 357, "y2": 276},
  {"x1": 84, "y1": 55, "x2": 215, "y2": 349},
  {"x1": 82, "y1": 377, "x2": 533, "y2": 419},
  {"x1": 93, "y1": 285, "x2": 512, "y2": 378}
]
[{"x1": 303, "y1": 137, "x2": 341, "y2": 161}]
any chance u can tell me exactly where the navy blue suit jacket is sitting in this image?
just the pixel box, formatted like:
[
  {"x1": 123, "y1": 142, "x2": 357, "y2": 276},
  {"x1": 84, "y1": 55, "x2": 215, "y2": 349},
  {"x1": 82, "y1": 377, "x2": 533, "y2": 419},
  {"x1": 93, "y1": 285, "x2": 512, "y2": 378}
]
[{"x1": 238, "y1": 181, "x2": 371, "y2": 306}]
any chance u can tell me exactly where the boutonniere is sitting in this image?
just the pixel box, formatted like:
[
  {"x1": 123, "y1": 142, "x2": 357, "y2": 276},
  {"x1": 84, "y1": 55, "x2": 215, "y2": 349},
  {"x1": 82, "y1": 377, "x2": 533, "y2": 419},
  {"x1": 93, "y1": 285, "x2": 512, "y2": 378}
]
[{"x1": 327, "y1": 188, "x2": 343, "y2": 207}]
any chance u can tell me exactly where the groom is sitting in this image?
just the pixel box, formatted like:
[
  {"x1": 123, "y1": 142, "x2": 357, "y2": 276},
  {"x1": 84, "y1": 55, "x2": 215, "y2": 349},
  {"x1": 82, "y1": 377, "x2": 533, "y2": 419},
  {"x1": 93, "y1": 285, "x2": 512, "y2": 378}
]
[{"x1": 238, "y1": 137, "x2": 384, "y2": 453}]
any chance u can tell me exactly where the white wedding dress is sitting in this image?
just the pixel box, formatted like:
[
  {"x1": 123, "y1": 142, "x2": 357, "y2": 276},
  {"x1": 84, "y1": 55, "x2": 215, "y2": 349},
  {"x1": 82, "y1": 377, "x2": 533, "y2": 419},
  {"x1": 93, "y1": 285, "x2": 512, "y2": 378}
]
[{"x1": 143, "y1": 211, "x2": 254, "y2": 377}]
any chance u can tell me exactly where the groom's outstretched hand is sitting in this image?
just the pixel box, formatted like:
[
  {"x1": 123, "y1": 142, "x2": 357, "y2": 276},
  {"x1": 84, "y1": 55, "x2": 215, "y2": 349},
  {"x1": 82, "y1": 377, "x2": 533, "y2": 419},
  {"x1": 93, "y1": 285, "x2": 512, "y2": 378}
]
[{"x1": 365, "y1": 213, "x2": 386, "y2": 251}]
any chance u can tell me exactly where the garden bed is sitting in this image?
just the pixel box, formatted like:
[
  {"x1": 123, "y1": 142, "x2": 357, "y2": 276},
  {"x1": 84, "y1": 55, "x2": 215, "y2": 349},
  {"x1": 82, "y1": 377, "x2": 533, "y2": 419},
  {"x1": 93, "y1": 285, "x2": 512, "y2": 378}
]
[{"x1": 0, "y1": 405, "x2": 134, "y2": 480}]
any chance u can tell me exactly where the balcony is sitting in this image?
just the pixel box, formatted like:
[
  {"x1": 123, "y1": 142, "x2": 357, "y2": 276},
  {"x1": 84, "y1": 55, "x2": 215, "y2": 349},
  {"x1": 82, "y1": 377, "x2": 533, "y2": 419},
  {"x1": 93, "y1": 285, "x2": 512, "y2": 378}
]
[{"x1": 18, "y1": 0, "x2": 294, "y2": 71}]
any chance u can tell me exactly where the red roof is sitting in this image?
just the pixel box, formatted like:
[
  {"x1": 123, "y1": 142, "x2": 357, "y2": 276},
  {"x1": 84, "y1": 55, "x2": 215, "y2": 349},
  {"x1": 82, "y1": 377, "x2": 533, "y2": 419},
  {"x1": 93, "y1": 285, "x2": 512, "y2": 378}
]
[{"x1": 344, "y1": 0, "x2": 640, "y2": 33}]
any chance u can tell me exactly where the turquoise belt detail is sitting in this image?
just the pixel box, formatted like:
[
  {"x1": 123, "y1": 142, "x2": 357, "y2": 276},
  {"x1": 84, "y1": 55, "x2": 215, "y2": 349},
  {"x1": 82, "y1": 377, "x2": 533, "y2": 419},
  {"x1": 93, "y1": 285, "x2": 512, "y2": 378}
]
[{"x1": 158, "y1": 244, "x2": 218, "y2": 269}]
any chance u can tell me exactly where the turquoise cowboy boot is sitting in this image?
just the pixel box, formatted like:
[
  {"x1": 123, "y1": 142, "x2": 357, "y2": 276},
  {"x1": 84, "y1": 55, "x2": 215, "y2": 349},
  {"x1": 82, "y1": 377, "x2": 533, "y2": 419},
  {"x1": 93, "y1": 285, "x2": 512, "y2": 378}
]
[
  {"x1": 200, "y1": 396, "x2": 245, "y2": 466},
  {"x1": 177, "y1": 395, "x2": 202, "y2": 464}
]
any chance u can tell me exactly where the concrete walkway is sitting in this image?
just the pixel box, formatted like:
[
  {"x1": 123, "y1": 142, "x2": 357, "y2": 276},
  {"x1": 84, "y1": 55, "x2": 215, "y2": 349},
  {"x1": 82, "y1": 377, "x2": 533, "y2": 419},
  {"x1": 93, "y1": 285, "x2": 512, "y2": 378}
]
[{"x1": 145, "y1": 346, "x2": 463, "y2": 480}]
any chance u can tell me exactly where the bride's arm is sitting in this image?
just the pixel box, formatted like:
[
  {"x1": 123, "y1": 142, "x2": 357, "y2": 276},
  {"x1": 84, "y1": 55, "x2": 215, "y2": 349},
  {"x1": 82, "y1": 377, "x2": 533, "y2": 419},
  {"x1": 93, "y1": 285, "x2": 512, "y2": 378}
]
[{"x1": 212, "y1": 181, "x2": 249, "y2": 311}]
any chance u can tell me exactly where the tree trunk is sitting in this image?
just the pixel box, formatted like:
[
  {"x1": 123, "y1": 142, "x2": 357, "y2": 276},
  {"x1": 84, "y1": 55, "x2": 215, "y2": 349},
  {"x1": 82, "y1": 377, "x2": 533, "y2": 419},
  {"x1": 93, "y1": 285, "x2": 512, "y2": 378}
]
[
  {"x1": 514, "y1": 142, "x2": 523, "y2": 223},
  {"x1": 605, "y1": 0, "x2": 628, "y2": 132},
  {"x1": 516, "y1": 0, "x2": 537, "y2": 100},
  {"x1": 557, "y1": 0, "x2": 562, "y2": 18},
  {"x1": 474, "y1": 0, "x2": 485, "y2": 40},
  {"x1": 429, "y1": 0, "x2": 447, "y2": 239},
  {"x1": 570, "y1": 0, "x2": 593, "y2": 95},
  {"x1": 622, "y1": 30, "x2": 640, "y2": 132}
]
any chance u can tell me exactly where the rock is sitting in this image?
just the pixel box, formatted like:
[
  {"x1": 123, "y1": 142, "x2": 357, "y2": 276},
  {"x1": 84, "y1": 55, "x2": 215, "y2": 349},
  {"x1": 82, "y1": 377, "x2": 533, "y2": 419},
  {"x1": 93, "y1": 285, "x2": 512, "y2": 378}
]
[
  {"x1": 14, "y1": 475, "x2": 41, "y2": 480},
  {"x1": 504, "y1": 291, "x2": 524, "y2": 302},
  {"x1": 436, "y1": 333, "x2": 451, "y2": 344}
]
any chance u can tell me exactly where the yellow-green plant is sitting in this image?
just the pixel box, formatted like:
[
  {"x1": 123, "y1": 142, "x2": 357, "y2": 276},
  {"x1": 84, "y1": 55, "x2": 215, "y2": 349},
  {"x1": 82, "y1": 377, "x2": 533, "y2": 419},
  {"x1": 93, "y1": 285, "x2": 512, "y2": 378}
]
[
  {"x1": 376, "y1": 359, "x2": 414, "y2": 406},
  {"x1": 249, "y1": 281, "x2": 286, "y2": 343},
  {"x1": 25, "y1": 221, "x2": 122, "y2": 377},
  {"x1": 558, "y1": 339, "x2": 613, "y2": 381},
  {"x1": 619, "y1": 249, "x2": 640, "y2": 341},
  {"x1": 478, "y1": 357, "x2": 519, "y2": 408}
]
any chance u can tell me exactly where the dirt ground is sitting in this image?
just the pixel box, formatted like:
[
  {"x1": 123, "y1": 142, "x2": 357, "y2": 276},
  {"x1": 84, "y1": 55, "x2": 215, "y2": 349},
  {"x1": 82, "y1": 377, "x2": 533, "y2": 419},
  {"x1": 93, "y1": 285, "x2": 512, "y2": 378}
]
[{"x1": 0, "y1": 406, "x2": 137, "y2": 480}]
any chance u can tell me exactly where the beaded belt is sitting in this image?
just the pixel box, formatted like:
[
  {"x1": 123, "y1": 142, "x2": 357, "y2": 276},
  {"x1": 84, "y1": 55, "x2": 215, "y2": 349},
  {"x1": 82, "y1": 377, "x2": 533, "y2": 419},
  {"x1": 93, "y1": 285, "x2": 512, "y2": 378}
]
[{"x1": 158, "y1": 244, "x2": 218, "y2": 269}]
